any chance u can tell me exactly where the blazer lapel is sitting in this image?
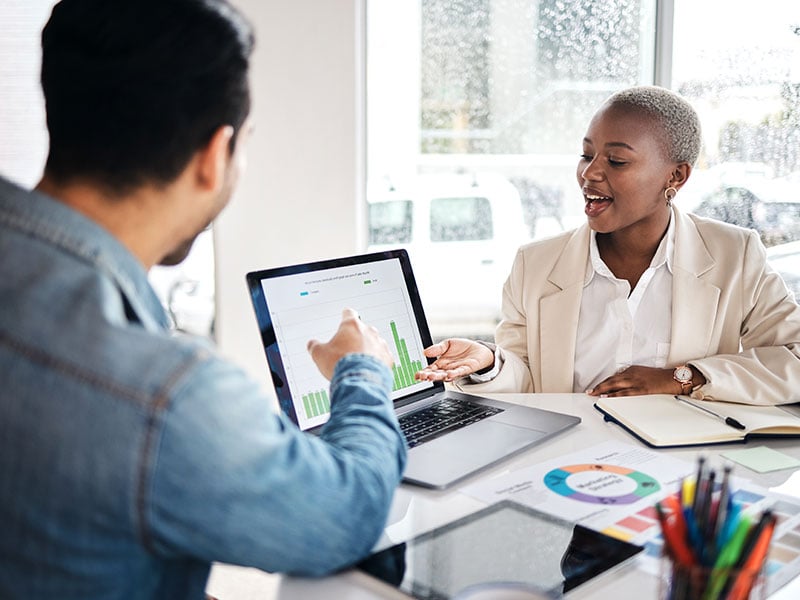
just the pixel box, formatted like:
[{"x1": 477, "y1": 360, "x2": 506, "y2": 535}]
[
  {"x1": 539, "y1": 227, "x2": 590, "y2": 392},
  {"x1": 669, "y1": 209, "x2": 720, "y2": 364}
]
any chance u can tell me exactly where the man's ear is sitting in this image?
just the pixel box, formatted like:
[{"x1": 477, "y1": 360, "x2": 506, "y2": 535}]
[
  {"x1": 669, "y1": 162, "x2": 692, "y2": 191},
  {"x1": 196, "y1": 125, "x2": 235, "y2": 193}
]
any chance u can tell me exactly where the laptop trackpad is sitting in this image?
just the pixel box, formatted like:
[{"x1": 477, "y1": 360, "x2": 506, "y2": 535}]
[{"x1": 403, "y1": 420, "x2": 546, "y2": 490}]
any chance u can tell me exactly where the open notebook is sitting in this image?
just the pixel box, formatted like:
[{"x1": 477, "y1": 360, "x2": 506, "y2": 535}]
[{"x1": 595, "y1": 394, "x2": 800, "y2": 448}]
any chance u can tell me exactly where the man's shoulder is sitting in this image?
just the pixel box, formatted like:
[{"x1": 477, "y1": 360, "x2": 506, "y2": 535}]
[
  {"x1": 0, "y1": 259, "x2": 233, "y2": 416},
  {"x1": 102, "y1": 326, "x2": 220, "y2": 401},
  {"x1": 4, "y1": 306, "x2": 217, "y2": 409}
]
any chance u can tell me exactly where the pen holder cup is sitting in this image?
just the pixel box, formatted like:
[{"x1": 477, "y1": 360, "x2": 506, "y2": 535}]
[{"x1": 658, "y1": 557, "x2": 765, "y2": 600}]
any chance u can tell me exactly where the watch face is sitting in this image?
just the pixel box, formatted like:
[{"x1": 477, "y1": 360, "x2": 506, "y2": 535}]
[{"x1": 675, "y1": 366, "x2": 692, "y2": 382}]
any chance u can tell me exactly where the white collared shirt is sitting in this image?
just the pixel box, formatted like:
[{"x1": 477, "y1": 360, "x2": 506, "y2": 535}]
[{"x1": 572, "y1": 216, "x2": 675, "y2": 393}]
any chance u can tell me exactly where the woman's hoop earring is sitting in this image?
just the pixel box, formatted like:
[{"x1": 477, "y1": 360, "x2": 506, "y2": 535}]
[{"x1": 664, "y1": 186, "x2": 678, "y2": 207}]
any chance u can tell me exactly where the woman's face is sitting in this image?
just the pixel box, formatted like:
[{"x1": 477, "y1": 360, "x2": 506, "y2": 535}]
[{"x1": 576, "y1": 103, "x2": 678, "y2": 235}]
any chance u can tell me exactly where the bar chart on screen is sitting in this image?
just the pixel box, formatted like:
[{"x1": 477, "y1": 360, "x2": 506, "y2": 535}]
[
  {"x1": 389, "y1": 320, "x2": 424, "y2": 391},
  {"x1": 261, "y1": 257, "x2": 430, "y2": 429},
  {"x1": 300, "y1": 388, "x2": 330, "y2": 419}
]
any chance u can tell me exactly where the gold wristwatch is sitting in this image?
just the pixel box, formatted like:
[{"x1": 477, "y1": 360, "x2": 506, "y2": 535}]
[{"x1": 673, "y1": 364, "x2": 694, "y2": 395}]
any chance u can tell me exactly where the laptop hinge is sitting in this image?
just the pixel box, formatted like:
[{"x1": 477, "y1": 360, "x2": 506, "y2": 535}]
[{"x1": 394, "y1": 385, "x2": 443, "y2": 410}]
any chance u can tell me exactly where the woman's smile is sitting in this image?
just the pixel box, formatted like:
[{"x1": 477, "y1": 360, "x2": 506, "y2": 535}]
[{"x1": 584, "y1": 190, "x2": 614, "y2": 217}]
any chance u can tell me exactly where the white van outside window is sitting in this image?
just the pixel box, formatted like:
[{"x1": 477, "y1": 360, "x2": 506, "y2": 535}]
[
  {"x1": 430, "y1": 196, "x2": 493, "y2": 241},
  {"x1": 369, "y1": 198, "x2": 413, "y2": 245},
  {"x1": 368, "y1": 172, "x2": 529, "y2": 339}
]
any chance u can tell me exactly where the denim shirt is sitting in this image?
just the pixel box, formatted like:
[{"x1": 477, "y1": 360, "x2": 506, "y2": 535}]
[{"x1": 0, "y1": 176, "x2": 407, "y2": 599}]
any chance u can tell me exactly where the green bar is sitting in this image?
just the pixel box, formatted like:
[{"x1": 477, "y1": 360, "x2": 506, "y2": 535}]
[
  {"x1": 314, "y1": 391, "x2": 323, "y2": 416},
  {"x1": 392, "y1": 365, "x2": 401, "y2": 391},
  {"x1": 303, "y1": 394, "x2": 313, "y2": 418},
  {"x1": 390, "y1": 321, "x2": 409, "y2": 388},
  {"x1": 412, "y1": 360, "x2": 422, "y2": 375},
  {"x1": 322, "y1": 390, "x2": 330, "y2": 412},
  {"x1": 390, "y1": 321, "x2": 402, "y2": 356},
  {"x1": 400, "y1": 339, "x2": 412, "y2": 387}
]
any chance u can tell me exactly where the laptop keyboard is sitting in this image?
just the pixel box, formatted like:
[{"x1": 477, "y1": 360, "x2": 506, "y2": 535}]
[{"x1": 399, "y1": 398, "x2": 503, "y2": 448}]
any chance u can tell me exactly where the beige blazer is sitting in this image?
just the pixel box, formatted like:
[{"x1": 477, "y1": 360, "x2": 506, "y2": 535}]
[{"x1": 457, "y1": 207, "x2": 800, "y2": 405}]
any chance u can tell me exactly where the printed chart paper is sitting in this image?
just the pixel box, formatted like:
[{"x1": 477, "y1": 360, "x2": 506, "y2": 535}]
[{"x1": 460, "y1": 441, "x2": 693, "y2": 531}]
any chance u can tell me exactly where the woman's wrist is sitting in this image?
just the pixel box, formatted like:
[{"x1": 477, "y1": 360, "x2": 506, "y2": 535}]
[
  {"x1": 689, "y1": 364, "x2": 707, "y2": 390},
  {"x1": 468, "y1": 342, "x2": 502, "y2": 382},
  {"x1": 474, "y1": 341, "x2": 497, "y2": 373}
]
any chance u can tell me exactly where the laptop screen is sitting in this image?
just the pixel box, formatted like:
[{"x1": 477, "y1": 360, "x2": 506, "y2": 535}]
[{"x1": 247, "y1": 250, "x2": 437, "y2": 431}]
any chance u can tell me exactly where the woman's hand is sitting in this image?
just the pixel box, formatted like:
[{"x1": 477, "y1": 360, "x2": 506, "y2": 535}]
[
  {"x1": 586, "y1": 365, "x2": 683, "y2": 397},
  {"x1": 414, "y1": 338, "x2": 495, "y2": 382}
]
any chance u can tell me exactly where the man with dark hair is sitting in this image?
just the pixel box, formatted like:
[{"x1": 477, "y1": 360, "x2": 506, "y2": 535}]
[{"x1": 0, "y1": 1, "x2": 406, "y2": 598}]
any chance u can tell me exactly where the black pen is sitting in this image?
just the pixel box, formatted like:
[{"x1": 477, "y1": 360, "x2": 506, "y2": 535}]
[
  {"x1": 692, "y1": 455, "x2": 706, "y2": 516},
  {"x1": 711, "y1": 464, "x2": 733, "y2": 552},
  {"x1": 674, "y1": 395, "x2": 746, "y2": 431},
  {"x1": 700, "y1": 468, "x2": 717, "y2": 558}
]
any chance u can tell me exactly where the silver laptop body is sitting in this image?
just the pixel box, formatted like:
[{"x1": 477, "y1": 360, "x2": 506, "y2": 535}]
[{"x1": 246, "y1": 249, "x2": 580, "y2": 489}]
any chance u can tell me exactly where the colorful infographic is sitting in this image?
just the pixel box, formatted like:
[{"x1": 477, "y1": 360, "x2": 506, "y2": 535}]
[
  {"x1": 544, "y1": 463, "x2": 661, "y2": 505},
  {"x1": 460, "y1": 441, "x2": 800, "y2": 595},
  {"x1": 461, "y1": 441, "x2": 800, "y2": 594}
]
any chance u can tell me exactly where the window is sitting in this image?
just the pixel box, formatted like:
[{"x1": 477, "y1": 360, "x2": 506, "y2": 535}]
[
  {"x1": 367, "y1": 0, "x2": 800, "y2": 339},
  {"x1": 148, "y1": 230, "x2": 216, "y2": 337},
  {"x1": 671, "y1": 0, "x2": 800, "y2": 306},
  {"x1": 429, "y1": 196, "x2": 492, "y2": 242},
  {"x1": 368, "y1": 200, "x2": 413, "y2": 245},
  {"x1": 418, "y1": 0, "x2": 654, "y2": 155}
]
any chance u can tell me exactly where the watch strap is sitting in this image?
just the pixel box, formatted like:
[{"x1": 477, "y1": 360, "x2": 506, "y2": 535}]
[{"x1": 673, "y1": 364, "x2": 694, "y2": 395}]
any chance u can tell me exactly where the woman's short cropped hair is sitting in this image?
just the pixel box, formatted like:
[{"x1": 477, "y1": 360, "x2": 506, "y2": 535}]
[{"x1": 606, "y1": 86, "x2": 702, "y2": 166}]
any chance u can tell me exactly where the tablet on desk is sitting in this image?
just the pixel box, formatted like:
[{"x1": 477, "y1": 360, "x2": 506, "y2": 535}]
[{"x1": 356, "y1": 500, "x2": 644, "y2": 599}]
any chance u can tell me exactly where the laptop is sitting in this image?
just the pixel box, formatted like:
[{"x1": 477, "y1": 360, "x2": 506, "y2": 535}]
[{"x1": 246, "y1": 249, "x2": 580, "y2": 489}]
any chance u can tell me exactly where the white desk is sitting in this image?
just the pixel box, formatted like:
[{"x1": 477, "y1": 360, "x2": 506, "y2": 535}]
[{"x1": 206, "y1": 393, "x2": 800, "y2": 599}]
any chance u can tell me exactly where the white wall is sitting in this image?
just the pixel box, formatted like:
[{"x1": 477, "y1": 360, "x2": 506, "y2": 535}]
[
  {"x1": 216, "y1": 0, "x2": 366, "y2": 386},
  {"x1": 0, "y1": 0, "x2": 55, "y2": 187}
]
